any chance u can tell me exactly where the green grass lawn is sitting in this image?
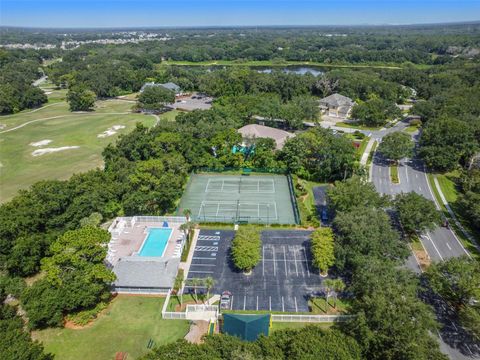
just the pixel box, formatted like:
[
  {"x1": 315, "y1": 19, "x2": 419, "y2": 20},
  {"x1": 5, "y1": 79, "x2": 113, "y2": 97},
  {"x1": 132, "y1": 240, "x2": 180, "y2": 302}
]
[
  {"x1": 355, "y1": 138, "x2": 369, "y2": 160},
  {"x1": 0, "y1": 95, "x2": 165, "y2": 202},
  {"x1": 270, "y1": 322, "x2": 331, "y2": 333},
  {"x1": 294, "y1": 176, "x2": 327, "y2": 225},
  {"x1": 33, "y1": 296, "x2": 189, "y2": 360},
  {"x1": 404, "y1": 125, "x2": 420, "y2": 134},
  {"x1": 390, "y1": 164, "x2": 399, "y2": 183},
  {"x1": 427, "y1": 173, "x2": 480, "y2": 259},
  {"x1": 308, "y1": 297, "x2": 352, "y2": 315}
]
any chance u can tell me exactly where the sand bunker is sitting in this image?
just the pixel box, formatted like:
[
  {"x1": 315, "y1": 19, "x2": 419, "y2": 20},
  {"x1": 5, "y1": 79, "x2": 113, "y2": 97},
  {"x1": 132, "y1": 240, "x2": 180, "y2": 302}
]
[
  {"x1": 30, "y1": 139, "x2": 53, "y2": 147},
  {"x1": 32, "y1": 146, "x2": 80, "y2": 157},
  {"x1": 97, "y1": 125, "x2": 125, "y2": 138}
]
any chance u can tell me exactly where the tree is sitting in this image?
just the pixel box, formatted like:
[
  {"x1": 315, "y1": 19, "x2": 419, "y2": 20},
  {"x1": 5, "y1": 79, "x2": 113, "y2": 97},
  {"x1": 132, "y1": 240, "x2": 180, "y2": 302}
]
[
  {"x1": 377, "y1": 131, "x2": 414, "y2": 162},
  {"x1": 280, "y1": 128, "x2": 356, "y2": 182},
  {"x1": 79, "y1": 212, "x2": 103, "y2": 227},
  {"x1": 231, "y1": 226, "x2": 261, "y2": 272},
  {"x1": 323, "y1": 279, "x2": 335, "y2": 309},
  {"x1": 327, "y1": 176, "x2": 387, "y2": 213},
  {"x1": 310, "y1": 228, "x2": 335, "y2": 276},
  {"x1": 333, "y1": 207, "x2": 409, "y2": 271},
  {"x1": 189, "y1": 278, "x2": 200, "y2": 304},
  {"x1": 331, "y1": 278, "x2": 346, "y2": 308},
  {"x1": 351, "y1": 98, "x2": 402, "y2": 127},
  {"x1": 393, "y1": 192, "x2": 441, "y2": 234},
  {"x1": 344, "y1": 258, "x2": 447, "y2": 360},
  {"x1": 420, "y1": 118, "x2": 478, "y2": 172},
  {"x1": 183, "y1": 208, "x2": 192, "y2": 222},
  {"x1": 204, "y1": 276, "x2": 215, "y2": 303},
  {"x1": 426, "y1": 257, "x2": 480, "y2": 340},
  {"x1": 66, "y1": 85, "x2": 96, "y2": 111},
  {"x1": 137, "y1": 85, "x2": 175, "y2": 111}
]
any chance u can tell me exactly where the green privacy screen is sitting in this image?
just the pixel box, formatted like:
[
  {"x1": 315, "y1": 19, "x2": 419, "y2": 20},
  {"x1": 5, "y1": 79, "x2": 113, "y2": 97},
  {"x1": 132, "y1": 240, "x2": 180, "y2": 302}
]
[
  {"x1": 177, "y1": 173, "x2": 299, "y2": 224},
  {"x1": 222, "y1": 314, "x2": 270, "y2": 341}
]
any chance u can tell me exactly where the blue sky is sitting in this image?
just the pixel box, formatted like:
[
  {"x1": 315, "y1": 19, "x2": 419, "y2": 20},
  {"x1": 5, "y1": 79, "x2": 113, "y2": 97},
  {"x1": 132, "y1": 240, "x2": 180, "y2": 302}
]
[{"x1": 1, "y1": 0, "x2": 479, "y2": 28}]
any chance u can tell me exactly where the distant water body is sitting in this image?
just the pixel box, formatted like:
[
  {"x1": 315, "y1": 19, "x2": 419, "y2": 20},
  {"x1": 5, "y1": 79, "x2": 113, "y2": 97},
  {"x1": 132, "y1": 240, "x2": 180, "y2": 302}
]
[{"x1": 256, "y1": 66, "x2": 324, "y2": 76}]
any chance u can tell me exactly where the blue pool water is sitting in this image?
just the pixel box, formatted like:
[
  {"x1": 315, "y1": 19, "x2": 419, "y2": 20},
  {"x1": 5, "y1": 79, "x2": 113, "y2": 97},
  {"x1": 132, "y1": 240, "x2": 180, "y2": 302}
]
[{"x1": 138, "y1": 228, "x2": 172, "y2": 257}]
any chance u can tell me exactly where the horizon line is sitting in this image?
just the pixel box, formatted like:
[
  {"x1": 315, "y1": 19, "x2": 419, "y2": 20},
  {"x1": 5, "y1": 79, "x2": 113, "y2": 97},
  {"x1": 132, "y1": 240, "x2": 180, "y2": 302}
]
[{"x1": 1, "y1": 20, "x2": 480, "y2": 31}]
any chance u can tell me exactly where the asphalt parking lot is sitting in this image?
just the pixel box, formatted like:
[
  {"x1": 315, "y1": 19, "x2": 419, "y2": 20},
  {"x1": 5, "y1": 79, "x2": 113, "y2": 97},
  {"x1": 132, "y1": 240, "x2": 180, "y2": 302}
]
[{"x1": 186, "y1": 229, "x2": 323, "y2": 312}]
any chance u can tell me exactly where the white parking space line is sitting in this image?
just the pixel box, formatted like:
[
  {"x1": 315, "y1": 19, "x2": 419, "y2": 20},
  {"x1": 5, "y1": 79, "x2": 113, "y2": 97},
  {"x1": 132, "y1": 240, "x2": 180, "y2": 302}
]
[
  {"x1": 230, "y1": 295, "x2": 234, "y2": 310},
  {"x1": 283, "y1": 246, "x2": 288, "y2": 274},
  {"x1": 294, "y1": 297, "x2": 298, "y2": 312},
  {"x1": 269, "y1": 296, "x2": 272, "y2": 311},
  {"x1": 262, "y1": 246, "x2": 265, "y2": 276},
  {"x1": 446, "y1": 243, "x2": 452, "y2": 250},
  {"x1": 273, "y1": 247, "x2": 276, "y2": 276},
  {"x1": 243, "y1": 295, "x2": 246, "y2": 310},
  {"x1": 302, "y1": 247, "x2": 310, "y2": 277},
  {"x1": 188, "y1": 270, "x2": 214, "y2": 274},
  {"x1": 256, "y1": 296, "x2": 259, "y2": 311},
  {"x1": 293, "y1": 248, "x2": 299, "y2": 276},
  {"x1": 282, "y1": 296, "x2": 285, "y2": 312}
]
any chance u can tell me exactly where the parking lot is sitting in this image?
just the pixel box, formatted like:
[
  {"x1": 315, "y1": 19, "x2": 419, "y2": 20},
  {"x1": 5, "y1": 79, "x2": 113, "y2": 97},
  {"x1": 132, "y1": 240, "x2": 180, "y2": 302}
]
[
  {"x1": 169, "y1": 93, "x2": 213, "y2": 111},
  {"x1": 186, "y1": 229, "x2": 323, "y2": 312}
]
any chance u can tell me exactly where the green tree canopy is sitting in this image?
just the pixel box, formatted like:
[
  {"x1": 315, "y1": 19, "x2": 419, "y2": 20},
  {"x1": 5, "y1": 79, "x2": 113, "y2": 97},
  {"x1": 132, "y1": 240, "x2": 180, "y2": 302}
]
[
  {"x1": 327, "y1": 176, "x2": 387, "y2": 213},
  {"x1": 66, "y1": 85, "x2": 96, "y2": 111},
  {"x1": 231, "y1": 226, "x2": 261, "y2": 272},
  {"x1": 138, "y1": 85, "x2": 175, "y2": 110},
  {"x1": 310, "y1": 228, "x2": 335, "y2": 275},
  {"x1": 393, "y1": 192, "x2": 441, "y2": 234},
  {"x1": 351, "y1": 98, "x2": 402, "y2": 127},
  {"x1": 377, "y1": 131, "x2": 414, "y2": 162}
]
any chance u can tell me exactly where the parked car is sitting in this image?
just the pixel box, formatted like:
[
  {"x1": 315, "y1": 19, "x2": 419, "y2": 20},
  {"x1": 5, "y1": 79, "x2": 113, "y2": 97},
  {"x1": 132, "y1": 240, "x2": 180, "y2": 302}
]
[{"x1": 220, "y1": 291, "x2": 232, "y2": 310}]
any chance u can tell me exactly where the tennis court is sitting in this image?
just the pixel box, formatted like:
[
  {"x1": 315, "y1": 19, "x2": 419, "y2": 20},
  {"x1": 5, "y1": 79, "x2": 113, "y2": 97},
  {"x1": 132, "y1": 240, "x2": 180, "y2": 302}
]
[{"x1": 177, "y1": 174, "x2": 298, "y2": 224}]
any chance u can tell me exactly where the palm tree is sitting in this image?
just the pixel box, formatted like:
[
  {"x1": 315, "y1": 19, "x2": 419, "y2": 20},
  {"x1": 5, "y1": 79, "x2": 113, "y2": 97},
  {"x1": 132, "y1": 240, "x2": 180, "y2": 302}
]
[
  {"x1": 190, "y1": 278, "x2": 200, "y2": 304},
  {"x1": 204, "y1": 276, "x2": 215, "y2": 303},
  {"x1": 173, "y1": 275, "x2": 184, "y2": 306},
  {"x1": 323, "y1": 279, "x2": 335, "y2": 311},
  {"x1": 179, "y1": 223, "x2": 189, "y2": 238},
  {"x1": 331, "y1": 279, "x2": 346, "y2": 309},
  {"x1": 183, "y1": 208, "x2": 192, "y2": 222}
]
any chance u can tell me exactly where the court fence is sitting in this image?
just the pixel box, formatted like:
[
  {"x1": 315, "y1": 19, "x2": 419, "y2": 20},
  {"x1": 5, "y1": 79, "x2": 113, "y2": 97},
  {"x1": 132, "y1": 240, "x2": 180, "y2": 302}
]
[
  {"x1": 270, "y1": 314, "x2": 354, "y2": 323},
  {"x1": 193, "y1": 167, "x2": 288, "y2": 175},
  {"x1": 286, "y1": 174, "x2": 301, "y2": 225}
]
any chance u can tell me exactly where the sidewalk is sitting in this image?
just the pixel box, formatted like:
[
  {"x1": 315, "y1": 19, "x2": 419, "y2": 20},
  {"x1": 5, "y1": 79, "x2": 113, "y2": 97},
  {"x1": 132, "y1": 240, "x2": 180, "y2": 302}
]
[{"x1": 360, "y1": 137, "x2": 375, "y2": 166}]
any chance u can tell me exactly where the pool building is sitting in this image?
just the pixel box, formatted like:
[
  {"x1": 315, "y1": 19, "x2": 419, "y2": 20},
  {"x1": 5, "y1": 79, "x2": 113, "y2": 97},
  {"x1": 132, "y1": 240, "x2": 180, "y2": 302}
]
[{"x1": 106, "y1": 216, "x2": 187, "y2": 294}]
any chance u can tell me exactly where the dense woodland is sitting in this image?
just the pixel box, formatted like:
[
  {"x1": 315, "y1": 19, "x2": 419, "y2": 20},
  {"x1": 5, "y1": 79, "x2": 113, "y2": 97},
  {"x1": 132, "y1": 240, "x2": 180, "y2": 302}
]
[{"x1": 0, "y1": 24, "x2": 479, "y2": 359}]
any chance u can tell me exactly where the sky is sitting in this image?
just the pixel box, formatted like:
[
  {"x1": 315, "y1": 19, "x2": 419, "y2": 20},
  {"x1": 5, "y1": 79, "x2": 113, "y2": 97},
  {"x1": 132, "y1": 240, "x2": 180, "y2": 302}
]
[{"x1": 1, "y1": 0, "x2": 479, "y2": 28}]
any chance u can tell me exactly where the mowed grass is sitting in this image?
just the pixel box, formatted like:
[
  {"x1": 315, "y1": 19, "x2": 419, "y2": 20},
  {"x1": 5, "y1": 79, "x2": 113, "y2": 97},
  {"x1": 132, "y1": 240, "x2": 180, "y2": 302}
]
[
  {"x1": 0, "y1": 94, "x2": 167, "y2": 202},
  {"x1": 33, "y1": 296, "x2": 190, "y2": 360},
  {"x1": 270, "y1": 322, "x2": 331, "y2": 333}
]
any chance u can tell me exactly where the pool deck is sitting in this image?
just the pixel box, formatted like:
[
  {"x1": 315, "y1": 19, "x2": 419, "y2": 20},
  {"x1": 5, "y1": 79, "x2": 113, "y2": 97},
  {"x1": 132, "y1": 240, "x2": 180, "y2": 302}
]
[{"x1": 108, "y1": 221, "x2": 184, "y2": 266}]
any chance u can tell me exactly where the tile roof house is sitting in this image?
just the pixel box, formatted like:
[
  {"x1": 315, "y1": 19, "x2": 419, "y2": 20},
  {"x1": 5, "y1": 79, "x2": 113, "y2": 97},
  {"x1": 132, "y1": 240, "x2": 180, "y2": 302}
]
[
  {"x1": 319, "y1": 93, "x2": 355, "y2": 119},
  {"x1": 238, "y1": 124, "x2": 295, "y2": 150}
]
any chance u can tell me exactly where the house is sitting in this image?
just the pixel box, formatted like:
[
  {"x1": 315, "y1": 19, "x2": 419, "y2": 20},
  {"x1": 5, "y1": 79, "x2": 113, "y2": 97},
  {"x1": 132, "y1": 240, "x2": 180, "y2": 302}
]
[
  {"x1": 237, "y1": 124, "x2": 295, "y2": 150},
  {"x1": 319, "y1": 93, "x2": 355, "y2": 119},
  {"x1": 140, "y1": 81, "x2": 182, "y2": 96}
]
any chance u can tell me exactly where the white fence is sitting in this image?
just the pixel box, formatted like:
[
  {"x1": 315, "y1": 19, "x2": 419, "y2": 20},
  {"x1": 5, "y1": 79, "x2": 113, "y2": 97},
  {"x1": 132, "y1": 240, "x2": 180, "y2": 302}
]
[
  {"x1": 271, "y1": 314, "x2": 354, "y2": 323},
  {"x1": 109, "y1": 216, "x2": 187, "y2": 232},
  {"x1": 162, "y1": 311, "x2": 187, "y2": 319}
]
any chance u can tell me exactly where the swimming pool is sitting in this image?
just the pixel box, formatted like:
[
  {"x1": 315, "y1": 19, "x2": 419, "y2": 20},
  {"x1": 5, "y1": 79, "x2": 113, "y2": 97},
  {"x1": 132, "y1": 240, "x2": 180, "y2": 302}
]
[{"x1": 138, "y1": 228, "x2": 172, "y2": 257}]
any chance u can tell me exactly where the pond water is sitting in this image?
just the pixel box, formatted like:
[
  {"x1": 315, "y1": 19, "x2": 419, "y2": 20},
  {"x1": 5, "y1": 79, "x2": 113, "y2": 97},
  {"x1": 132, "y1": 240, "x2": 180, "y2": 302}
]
[{"x1": 256, "y1": 66, "x2": 324, "y2": 76}]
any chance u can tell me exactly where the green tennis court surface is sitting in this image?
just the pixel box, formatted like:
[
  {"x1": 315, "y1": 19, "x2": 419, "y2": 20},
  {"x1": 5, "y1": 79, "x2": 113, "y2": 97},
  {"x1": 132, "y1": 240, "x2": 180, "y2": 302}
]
[{"x1": 177, "y1": 174, "x2": 297, "y2": 224}]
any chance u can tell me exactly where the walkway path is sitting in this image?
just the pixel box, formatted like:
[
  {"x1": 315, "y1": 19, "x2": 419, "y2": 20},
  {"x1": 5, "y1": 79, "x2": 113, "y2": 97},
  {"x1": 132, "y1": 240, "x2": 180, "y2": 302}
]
[{"x1": 360, "y1": 137, "x2": 375, "y2": 166}]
